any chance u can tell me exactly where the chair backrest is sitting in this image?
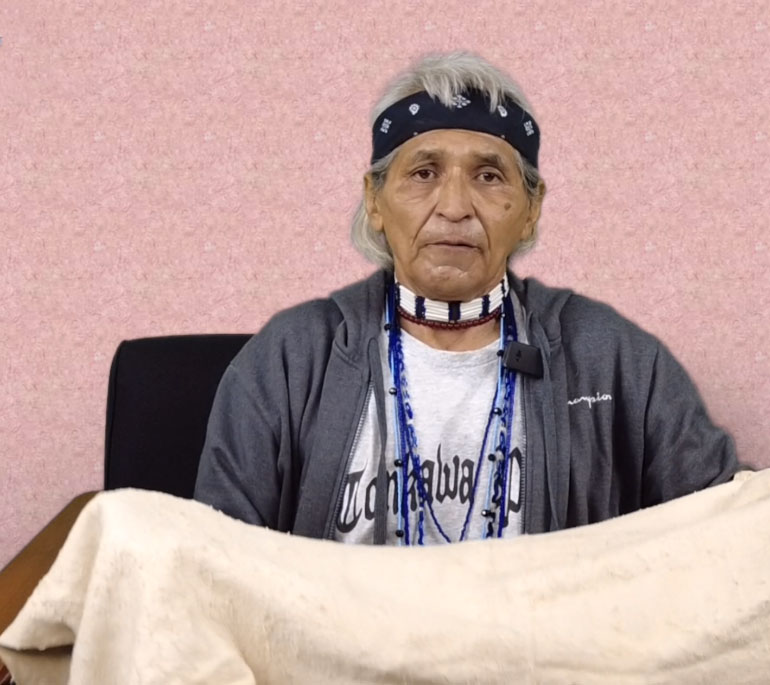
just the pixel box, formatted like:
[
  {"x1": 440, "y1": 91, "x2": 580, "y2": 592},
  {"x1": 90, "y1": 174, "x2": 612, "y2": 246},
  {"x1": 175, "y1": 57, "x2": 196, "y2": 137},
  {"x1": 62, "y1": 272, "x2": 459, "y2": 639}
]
[{"x1": 104, "y1": 334, "x2": 251, "y2": 497}]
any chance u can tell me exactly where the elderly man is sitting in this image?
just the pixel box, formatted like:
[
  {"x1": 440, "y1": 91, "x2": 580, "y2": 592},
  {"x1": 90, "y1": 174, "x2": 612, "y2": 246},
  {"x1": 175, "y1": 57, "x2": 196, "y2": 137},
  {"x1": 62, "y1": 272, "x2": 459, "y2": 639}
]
[{"x1": 193, "y1": 51, "x2": 739, "y2": 545}]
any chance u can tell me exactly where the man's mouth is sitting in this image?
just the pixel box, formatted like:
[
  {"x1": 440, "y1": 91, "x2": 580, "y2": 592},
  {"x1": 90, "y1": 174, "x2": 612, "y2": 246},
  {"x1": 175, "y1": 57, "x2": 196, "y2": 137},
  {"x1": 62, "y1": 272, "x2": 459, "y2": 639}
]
[{"x1": 431, "y1": 240, "x2": 476, "y2": 248}]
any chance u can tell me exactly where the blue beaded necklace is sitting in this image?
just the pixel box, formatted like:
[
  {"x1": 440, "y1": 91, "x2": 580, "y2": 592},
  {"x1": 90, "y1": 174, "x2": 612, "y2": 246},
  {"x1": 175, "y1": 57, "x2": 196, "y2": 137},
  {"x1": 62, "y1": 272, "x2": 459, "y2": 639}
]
[{"x1": 384, "y1": 278, "x2": 519, "y2": 545}]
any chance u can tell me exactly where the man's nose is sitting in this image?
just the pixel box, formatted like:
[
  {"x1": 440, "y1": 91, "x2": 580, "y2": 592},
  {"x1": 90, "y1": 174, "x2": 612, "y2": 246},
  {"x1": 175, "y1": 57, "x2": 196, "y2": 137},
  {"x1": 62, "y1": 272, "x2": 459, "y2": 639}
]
[{"x1": 435, "y1": 170, "x2": 473, "y2": 222}]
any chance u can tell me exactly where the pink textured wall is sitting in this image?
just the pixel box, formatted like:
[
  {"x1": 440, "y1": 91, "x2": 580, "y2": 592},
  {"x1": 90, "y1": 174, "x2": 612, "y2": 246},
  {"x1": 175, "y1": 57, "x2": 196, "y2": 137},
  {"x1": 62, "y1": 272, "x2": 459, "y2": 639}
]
[{"x1": 1, "y1": 1, "x2": 768, "y2": 567}]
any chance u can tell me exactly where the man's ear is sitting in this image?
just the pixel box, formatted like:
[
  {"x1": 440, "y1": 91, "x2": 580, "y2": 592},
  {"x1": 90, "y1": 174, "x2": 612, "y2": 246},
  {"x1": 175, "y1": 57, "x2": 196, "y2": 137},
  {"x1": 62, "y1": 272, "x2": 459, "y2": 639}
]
[{"x1": 364, "y1": 174, "x2": 385, "y2": 233}]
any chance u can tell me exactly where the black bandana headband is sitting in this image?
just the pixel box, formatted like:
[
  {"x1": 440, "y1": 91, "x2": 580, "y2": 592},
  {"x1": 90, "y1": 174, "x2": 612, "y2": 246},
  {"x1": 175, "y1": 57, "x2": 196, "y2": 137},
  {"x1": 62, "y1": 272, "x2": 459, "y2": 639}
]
[{"x1": 371, "y1": 89, "x2": 540, "y2": 168}]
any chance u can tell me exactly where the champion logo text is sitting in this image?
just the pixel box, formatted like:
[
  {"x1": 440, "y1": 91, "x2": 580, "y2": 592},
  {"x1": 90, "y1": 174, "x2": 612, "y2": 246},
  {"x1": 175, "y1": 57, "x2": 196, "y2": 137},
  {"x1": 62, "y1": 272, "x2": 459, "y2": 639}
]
[{"x1": 567, "y1": 392, "x2": 613, "y2": 409}]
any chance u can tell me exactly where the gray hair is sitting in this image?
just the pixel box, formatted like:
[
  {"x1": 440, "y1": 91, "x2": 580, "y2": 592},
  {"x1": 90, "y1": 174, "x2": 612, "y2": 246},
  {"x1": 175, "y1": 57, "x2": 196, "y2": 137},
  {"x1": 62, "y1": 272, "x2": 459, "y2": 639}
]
[{"x1": 350, "y1": 51, "x2": 546, "y2": 270}]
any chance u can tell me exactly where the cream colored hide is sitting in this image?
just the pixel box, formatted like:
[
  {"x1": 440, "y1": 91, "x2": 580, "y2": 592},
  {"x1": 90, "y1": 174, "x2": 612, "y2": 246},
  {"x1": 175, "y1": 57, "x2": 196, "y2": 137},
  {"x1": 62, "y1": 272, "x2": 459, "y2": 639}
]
[{"x1": 1, "y1": 470, "x2": 768, "y2": 685}]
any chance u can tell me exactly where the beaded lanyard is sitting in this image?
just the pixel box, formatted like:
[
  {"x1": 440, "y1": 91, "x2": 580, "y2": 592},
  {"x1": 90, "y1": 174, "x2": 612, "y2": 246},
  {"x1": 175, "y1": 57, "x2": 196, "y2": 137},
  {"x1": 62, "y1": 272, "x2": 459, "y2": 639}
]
[{"x1": 384, "y1": 279, "x2": 519, "y2": 545}]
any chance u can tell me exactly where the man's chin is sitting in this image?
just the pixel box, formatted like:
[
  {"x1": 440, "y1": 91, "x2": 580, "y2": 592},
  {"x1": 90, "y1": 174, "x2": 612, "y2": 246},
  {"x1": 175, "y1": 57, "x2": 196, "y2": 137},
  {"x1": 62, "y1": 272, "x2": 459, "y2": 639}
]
[{"x1": 409, "y1": 265, "x2": 487, "y2": 302}]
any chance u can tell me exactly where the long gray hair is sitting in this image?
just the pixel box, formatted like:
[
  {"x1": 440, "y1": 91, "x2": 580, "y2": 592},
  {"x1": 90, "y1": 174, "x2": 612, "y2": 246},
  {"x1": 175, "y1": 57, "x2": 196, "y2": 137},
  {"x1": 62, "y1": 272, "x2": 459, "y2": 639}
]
[{"x1": 350, "y1": 51, "x2": 546, "y2": 270}]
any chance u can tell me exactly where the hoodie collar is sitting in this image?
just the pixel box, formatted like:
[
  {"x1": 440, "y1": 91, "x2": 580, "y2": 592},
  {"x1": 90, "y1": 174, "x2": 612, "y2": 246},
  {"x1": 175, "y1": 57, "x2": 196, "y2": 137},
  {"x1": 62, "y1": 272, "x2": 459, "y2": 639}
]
[
  {"x1": 507, "y1": 269, "x2": 573, "y2": 346},
  {"x1": 328, "y1": 268, "x2": 574, "y2": 358},
  {"x1": 328, "y1": 270, "x2": 389, "y2": 363}
]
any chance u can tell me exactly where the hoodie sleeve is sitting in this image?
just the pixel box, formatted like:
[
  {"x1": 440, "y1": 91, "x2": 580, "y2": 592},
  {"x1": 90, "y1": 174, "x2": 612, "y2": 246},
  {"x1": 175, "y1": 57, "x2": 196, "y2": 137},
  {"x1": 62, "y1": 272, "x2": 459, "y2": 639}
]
[
  {"x1": 193, "y1": 360, "x2": 282, "y2": 528},
  {"x1": 641, "y1": 340, "x2": 742, "y2": 507}
]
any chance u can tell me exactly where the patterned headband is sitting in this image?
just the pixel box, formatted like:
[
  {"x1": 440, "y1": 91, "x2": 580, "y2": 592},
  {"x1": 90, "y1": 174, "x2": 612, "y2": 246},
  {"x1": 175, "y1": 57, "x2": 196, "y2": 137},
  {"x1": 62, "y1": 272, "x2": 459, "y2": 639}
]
[{"x1": 371, "y1": 89, "x2": 540, "y2": 168}]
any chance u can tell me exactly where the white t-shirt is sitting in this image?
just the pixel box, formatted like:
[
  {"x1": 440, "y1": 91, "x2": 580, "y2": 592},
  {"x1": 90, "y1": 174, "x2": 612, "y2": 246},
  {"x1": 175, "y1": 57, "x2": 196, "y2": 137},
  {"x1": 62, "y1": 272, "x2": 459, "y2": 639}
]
[{"x1": 334, "y1": 294, "x2": 528, "y2": 545}]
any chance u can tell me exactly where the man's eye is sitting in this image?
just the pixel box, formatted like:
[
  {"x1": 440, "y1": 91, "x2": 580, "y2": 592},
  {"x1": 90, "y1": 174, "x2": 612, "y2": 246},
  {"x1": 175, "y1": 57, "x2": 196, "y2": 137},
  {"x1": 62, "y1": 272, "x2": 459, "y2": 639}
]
[
  {"x1": 413, "y1": 169, "x2": 435, "y2": 180},
  {"x1": 479, "y1": 172, "x2": 502, "y2": 183}
]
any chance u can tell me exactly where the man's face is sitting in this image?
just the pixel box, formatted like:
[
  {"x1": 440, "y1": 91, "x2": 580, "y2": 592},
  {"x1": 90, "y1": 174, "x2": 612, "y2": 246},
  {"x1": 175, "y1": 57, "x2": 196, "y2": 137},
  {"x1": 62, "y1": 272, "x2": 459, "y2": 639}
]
[{"x1": 365, "y1": 128, "x2": 543, "y2": 301}]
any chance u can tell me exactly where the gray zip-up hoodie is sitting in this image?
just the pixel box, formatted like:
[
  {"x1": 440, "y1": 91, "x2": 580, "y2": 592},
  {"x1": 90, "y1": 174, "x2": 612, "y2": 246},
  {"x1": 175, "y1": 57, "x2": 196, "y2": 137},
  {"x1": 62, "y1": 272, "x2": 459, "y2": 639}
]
[{"x1": 193, "y1": 269, "x2": 740, "y2": 542}]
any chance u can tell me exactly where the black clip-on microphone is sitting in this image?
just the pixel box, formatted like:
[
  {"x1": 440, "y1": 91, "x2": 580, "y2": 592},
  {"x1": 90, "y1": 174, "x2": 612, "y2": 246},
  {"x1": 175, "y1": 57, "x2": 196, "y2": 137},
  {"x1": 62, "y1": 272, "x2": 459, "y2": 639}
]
[{"x1": 502, "y1": 341, "x2": 543, "y2": 378}]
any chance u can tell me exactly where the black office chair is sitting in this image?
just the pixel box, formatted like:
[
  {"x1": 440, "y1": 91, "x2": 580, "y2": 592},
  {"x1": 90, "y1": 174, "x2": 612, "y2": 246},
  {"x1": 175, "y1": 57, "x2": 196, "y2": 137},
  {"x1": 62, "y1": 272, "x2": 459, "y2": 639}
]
[{"x1": 104, "y1": 334, "x2": 252, "y2": 497}]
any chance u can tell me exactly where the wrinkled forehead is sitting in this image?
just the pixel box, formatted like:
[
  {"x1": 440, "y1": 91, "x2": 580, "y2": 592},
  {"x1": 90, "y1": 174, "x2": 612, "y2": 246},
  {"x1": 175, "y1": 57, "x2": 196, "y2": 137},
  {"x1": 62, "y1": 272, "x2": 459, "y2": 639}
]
[{"x1": 394, "y1": 129, "x2": 521, "y2": 171}]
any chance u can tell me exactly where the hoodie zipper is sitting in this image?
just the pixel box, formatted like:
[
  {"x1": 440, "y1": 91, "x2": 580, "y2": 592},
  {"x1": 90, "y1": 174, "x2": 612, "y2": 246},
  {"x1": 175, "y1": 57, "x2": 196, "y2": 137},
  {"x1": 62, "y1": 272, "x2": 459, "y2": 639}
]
[
  {"x1": 519, "y1": 308, "x2": 535, "y2": 535},
  {"x1": 519, "y1": 377, "x2": 528, "y2": 535},
  {"x1": 325, "y1": 382, "x2": 372, "y2": 540}
]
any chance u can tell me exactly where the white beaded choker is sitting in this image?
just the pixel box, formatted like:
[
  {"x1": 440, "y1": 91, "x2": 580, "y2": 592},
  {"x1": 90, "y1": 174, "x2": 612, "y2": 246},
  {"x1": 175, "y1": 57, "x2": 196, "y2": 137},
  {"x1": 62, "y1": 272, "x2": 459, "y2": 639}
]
[{"x1": 396, "y1": 278, "x2": 509, "y2": 327}]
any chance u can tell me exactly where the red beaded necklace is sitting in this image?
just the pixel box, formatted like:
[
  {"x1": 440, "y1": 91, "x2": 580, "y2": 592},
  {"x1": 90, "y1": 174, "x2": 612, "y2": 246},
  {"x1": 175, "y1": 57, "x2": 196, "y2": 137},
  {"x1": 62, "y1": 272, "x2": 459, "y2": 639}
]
[{"x1": 397, "y1": 308, "x2": 502, "y2": 329}]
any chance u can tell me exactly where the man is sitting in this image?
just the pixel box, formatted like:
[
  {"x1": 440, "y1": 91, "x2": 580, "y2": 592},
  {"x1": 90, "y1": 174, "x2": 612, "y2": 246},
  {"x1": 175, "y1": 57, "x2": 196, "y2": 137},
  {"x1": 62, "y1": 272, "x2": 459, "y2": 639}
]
[{"x1": 193, "y1": 51, "x2": 740, "y2": 545}]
